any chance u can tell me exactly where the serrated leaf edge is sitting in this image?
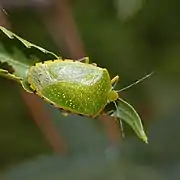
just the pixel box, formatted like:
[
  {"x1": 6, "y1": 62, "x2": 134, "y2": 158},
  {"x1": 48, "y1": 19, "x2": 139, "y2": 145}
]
[{"x1": 0, "y1": 26, "x2": 59, "y2": 59}]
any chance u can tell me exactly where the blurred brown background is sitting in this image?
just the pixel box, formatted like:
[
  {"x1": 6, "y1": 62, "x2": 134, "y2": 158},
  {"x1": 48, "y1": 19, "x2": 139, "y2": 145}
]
[{"x1": 0, "y1": 0, "x2": 180, "y2": 179}]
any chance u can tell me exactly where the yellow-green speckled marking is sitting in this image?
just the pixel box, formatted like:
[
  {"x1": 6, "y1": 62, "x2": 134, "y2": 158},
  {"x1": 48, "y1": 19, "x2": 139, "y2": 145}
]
[{"x1": 28, "y1": 59, "x2": 119, "y2": 117}]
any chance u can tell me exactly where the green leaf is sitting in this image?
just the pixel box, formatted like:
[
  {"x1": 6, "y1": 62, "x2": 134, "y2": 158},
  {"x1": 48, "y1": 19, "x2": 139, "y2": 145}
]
[
  {"x1": 0, "y1": 69, "x2": 22, "y2": 82},
  {"x1": 0, "y1": 26, "x2": 59, "y2": 92},
  {"x1": 0, "y1": 44, "x2": 30, "y2": 80},
  {"x1": 0, "y1": 26, "x2": 59, "y2": 59},
  {"x1": 112, "y1": 98, "x2": 148, "y2": 143}
]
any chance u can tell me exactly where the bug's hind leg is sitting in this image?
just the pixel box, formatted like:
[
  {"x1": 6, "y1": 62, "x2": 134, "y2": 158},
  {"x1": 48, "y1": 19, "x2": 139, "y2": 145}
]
[
  {"x1": 78, "y1": 57, "x2": 97, "y2": 66},
  {"x1": 111, "y1": 75, "x2": 119, "y2": 89}
]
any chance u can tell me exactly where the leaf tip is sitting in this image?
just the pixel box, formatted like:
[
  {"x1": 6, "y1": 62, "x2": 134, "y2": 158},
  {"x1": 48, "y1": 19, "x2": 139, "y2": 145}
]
[{"x1": 140, "y1": 132, "x2": 148, "y2": 144}]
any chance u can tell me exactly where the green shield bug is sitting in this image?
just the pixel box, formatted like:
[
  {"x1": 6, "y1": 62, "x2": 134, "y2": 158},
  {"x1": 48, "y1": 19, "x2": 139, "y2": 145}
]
[
  {"x1": 0, "y1": 26, "x2": 153, "y2": 143},
  {"x1": 27, "y1": 58, "x2": 120, "y2": 118}
]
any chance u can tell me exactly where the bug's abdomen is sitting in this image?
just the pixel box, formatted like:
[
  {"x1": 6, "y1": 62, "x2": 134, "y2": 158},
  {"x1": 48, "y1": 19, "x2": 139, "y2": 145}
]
[
  {"x1": 28, "y1": 61, "x2": 112, "y2": 116},
  {"x1": 42, "y1": 81, "x2": 107, "y2": 116}
]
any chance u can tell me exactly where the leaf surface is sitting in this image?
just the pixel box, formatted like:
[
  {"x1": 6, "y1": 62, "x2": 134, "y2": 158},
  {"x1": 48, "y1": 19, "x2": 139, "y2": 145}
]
[
  {"x1": 0, "y1": 26, "x2": 59, "y2": 90},
  {"x1": 112, "y1": 98, "x2": 148, "y2": 143}
]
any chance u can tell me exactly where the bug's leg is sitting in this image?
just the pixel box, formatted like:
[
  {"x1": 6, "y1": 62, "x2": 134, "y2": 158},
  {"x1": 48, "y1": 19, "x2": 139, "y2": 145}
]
[
  {"x1": 111, "y1": 75, "x2": 119, "y2": 89},
  {"x1": 77, "y1": 57, "x2": 97, "y2": 66},
  {"x1": 62, "y1": 112, "x2": 69, "y2": 117},
  {"x1": 117, "y1": 118, "x2": 125, "y2": 138},
  {"x1": 78, "y1": 57, "x2": 89, "y2": 64},
  {"x1": 91, "y1": 63, "x2": 97, "y2": 66},
  {"x1": 104, "y1": 110, "x2": 114, "y2": 116},
  {"x1": 113, "y1": 101, "x2": 125, "y2": 138},
  {"x1": 106, "y1": 110, "x2": 125, "y2": 138}
]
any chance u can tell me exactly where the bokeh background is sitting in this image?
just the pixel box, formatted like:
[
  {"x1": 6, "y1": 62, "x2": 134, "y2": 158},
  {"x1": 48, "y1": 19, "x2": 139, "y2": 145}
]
[{"x1": 0, "y1": 0, "x2": 179, "y2": 179}]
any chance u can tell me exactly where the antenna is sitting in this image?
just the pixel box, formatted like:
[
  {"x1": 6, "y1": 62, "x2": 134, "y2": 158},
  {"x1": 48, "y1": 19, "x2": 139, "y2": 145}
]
[{"x1": 118, "y1": 72, "x2": 154, "y2": 93}]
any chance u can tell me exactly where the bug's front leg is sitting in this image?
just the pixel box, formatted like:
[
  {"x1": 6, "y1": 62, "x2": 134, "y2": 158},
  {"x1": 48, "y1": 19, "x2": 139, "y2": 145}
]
[{"x1": 111, "y1": 75, "x2": 119, "y2": 88}]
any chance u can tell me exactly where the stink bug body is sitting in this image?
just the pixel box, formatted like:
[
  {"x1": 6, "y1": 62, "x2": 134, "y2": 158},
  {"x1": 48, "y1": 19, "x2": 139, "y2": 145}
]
[
  {"x1": 28, "y1": 58, "x2": 119, "y2": 117},
  {"x1": 0, "y1": 26, "x2": 152, "y2": 143}
]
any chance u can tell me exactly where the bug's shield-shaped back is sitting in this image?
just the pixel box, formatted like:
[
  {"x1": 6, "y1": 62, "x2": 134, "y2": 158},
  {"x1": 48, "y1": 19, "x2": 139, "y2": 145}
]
[
  {"x1": 0, "y1": 26, "x2": 59, "y2": 92},
  {"x1": 112, "y1": 98, "x2": 148, "y2": 143}
]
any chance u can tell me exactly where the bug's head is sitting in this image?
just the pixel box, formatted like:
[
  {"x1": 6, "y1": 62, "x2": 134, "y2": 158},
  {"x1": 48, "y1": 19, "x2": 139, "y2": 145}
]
[{"x1": 107, "y1": 90, "x2": 119, "y2": 103}]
